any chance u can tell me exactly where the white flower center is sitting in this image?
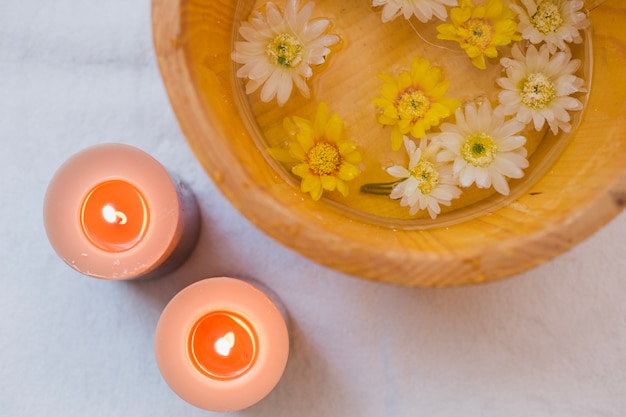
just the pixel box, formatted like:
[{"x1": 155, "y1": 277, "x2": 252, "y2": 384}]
[
  {"x1": 410, "y1": 160, "x2": 439, "y2": 194},
  {"x1": 461, "y1": 133, "x2": 497, "y2": 167},
  {"x1": 307, "y1": 142, "x2": 341, "y2": 176},
  {"x1": 531, "y1": 1, "x2": 564, "y2": 34},
  {"x1": 267, "y1": 33, "x2": 304, "y2": 68},
  {"x1": 521, "y1": 72, "x2": 556, "y2": 110},
  {"x1": 396, "y1": 88, "x2": 431, "y2": 122}
]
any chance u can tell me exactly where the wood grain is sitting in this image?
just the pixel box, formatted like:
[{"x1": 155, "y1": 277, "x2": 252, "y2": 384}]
[{"x1": 152, "y1": 0, "x2": 626, "y2": 286}]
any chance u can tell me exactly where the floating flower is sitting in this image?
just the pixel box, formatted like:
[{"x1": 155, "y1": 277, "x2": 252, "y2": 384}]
[
  {"x1": 511, "y1": 0, "x2": 590, "y2": 54},
  {"x1": 386, "y1": 137, "x2": 462, "y2": 219},
  {"x1": 436, "y1": 0, "x2": 521, "y2": 69},
  {"x1": 231, "y1": 0, "x2": 339, "y2": 106},
  {"x1": 372, "y1": 0, "x2": 458, "y2": 23},
  {"x1": 268, "y1": 102, "x2": 361, "y2": 201},
  {"x1": 372, "y1": 57, "x2": 460, "y2": 151},
  {"x1": 496, "y1": 43, "x2": 585, "y2": 134},
  {"x1": 435, "y1": 100, "x2": 528, "y2": 196}
]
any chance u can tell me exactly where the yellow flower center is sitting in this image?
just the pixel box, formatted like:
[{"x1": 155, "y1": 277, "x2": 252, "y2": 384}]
[
  {"x1": 410, "y1": 160, "x2": 439, "y2": 194},
  {"x1": 461, "y1": 133, "x2": 497, "y2": 167},
  {"x1": 267, "y1": 33, "x2": 304, "y2": 68},
  {"x1": 531, "y1": 1, "x2": 564, "y2": 34},
  {"x1": 521, "y1": 73, "x2": 556, "y2": 110},
  {"x1": 396, "y1": 89, "x2": 431, "y2": 122},
  {"x1": 306, "y1": 142, "x2": 341, "y2": 176},
  {"x1": 463, "y1": 18, "x2": 493, "y2": 51}
]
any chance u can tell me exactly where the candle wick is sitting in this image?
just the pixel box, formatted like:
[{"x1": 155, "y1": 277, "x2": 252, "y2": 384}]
[
  {"x1": 116, "y1": 212, "x2": 128, "y2": 225},
  {"x1": 102, "y1": 205, "x2": 128, "y2": 225}
]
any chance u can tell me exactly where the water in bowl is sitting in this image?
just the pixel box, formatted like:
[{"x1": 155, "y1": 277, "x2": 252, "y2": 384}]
[{"x1": 231, "y1": 0, "x2": 592, "y2": 229}]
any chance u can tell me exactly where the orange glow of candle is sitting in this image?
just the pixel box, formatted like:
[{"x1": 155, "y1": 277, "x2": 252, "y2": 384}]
[
  {"x1": 188, "y1": 311, "x2": 258, "y2": 380},
  {"x1": 80, "y1": 180, "x2": 149, "y2": 252}
]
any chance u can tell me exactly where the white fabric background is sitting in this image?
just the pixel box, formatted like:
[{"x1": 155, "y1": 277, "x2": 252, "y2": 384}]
[{"x1": 1, "y1": 1, "x2": 625, "y2": 416}]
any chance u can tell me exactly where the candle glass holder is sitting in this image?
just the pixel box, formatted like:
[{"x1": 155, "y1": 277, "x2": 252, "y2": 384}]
[
  {"x1": 43, "y1": 143, "x2": 201, "y2": 280},
  {"x1": 154, "y1": 277, "x2": 289, "y2": 412}
]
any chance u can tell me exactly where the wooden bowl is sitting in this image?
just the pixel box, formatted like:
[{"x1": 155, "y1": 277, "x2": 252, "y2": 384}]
[{"x1": 152, "y1": 0, "x2": 626, "y2": 286}]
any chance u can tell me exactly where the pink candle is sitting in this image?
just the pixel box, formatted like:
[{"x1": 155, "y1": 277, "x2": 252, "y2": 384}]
[
  {"x1": 43, "y1": 143, "x2": 200, "y2": 280},
  {"x1": 154, "y1": 277, "x2": 289, "y2": 412}
]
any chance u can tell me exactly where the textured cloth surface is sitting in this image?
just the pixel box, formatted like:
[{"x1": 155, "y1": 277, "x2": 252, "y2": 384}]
[{"x1": 1, "y1": 1, "x2": 625, "y2": 416}]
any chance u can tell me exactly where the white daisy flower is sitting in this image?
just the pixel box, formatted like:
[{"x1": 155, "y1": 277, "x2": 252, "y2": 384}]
[
  {"x1": 511, "y1": 0, "x2": 590, "y2": 54},
  {"x1": 435, "y1": 100, "x2": 529, "y2": 196},
  {"x1": 372, "y1": 0, "x2": 458, "y2": 24},
  {"x1": 495, "y1": 43, "x2": 585, "y2": 135},
  {"x1": 386, "y1": 137, "x2": 462, "y2": 219},
  {"x1": 231, "y1": 0, "x2": 339, "y2": 106}
]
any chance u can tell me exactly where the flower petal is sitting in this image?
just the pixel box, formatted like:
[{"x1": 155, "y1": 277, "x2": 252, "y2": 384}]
[{"x1": 338, "y1": 163, "x2": 360, "y2": 181}]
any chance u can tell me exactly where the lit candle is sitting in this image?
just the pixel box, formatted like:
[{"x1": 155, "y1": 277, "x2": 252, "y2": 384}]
[
  {"x1": 154, "y1": 277, "x2": 289, "y2": 412},
  {"x1": 43, "y1": 143, "x2": 200, "y2": 280}
]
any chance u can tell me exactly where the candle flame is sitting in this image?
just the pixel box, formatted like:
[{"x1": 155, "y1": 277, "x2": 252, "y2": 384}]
[
  {"x1": 102, "y1": 204, "x2": 128, "y2": 225},
  {"x1": 214, "y1": 331, "x2": 236, "y2": 357}
]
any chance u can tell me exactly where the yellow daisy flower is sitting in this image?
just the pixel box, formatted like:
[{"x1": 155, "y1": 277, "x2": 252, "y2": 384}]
[
  {"x1": 436, "y1": 0, "x2": 521, "y2": 69},
  {"x1": 372, "y1": 57, "x2": 460, "y2": 151},
  {"x1": 269, "y1": 102, "x2": 362, "y2": 201}
]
